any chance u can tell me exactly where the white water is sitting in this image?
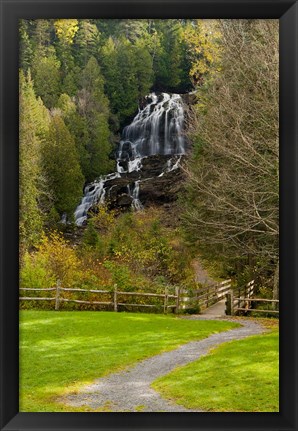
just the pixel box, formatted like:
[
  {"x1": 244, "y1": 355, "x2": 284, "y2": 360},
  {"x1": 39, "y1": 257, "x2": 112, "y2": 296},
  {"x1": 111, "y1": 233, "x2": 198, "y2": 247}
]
[
  {"x1": 117, "y1": 92, "x2": 185, "y2": 164},
  {"x1": 128, "y1": 181, "x2": 144, "y2": 211},
  {"x1": 74, "y1": 92, "x2": 185, "y2": 226},
  {"x1": 74, "y1": 173, "x2": 119, "y2": 226},
  {"x1": 158, "y1": 155, "x2": 182, "y2": 177}
]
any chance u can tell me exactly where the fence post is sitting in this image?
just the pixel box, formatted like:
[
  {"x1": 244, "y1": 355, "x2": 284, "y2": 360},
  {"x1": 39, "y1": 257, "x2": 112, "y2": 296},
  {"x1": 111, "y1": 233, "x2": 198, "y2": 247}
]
[
  {"x1": 206, "y1": 287, "x2": 209, "y2": 308},
  {"x1": 114, "y1": 284, "x2": 118, "y2": 312},
  {"x1": 225, "y1": 290, "x2": 234, "y2": 315},
  {"x1": 55, "y1": 280, "x2": 61, "y2": 311},
  {"x1": 164, "y1": 286, "x2": 168, "y2": 314},
  {"x1": 175, "y1": 286, "x2": 180, "y2": 314},
  {"x1": 251, "y1": 279, "x2": 255, "y2": 297}
]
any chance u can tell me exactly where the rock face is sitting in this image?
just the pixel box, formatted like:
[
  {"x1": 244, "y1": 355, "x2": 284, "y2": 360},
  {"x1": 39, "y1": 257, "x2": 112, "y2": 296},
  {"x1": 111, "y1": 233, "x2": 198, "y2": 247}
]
[
  {"x1": 105, "y1": 154, "x2": 186, "y2": 210},
  {"x1": 74, "y1": 92, "x2": 190, "y2": 226}
]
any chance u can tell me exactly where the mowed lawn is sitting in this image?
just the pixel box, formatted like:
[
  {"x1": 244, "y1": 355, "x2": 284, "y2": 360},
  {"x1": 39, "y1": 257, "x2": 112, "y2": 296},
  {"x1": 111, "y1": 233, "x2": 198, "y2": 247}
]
[
  {"x1": 152, "y1": 327, "x2": 279, "y2": 412},
  {"x1": 19, "y1": 310, "x2": 239, "y2": 412}
]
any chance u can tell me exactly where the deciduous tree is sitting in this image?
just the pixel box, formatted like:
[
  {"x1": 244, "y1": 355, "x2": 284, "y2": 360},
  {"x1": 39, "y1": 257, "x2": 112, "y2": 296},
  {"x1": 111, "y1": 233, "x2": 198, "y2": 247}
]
[{"x1": 181, "y1": 20, "x2": 279, "y2": 295}]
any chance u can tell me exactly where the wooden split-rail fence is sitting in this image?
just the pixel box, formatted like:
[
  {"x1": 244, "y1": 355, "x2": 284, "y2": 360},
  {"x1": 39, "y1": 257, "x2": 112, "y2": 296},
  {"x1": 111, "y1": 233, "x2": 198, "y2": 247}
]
[
  {"x1": 19, "y1": 283, "x2": 180, "y2": 313},
  {"x1": 20, "y1": 279, "x2": 279, "y2": 316},
  {"x1": 180, "y1": 279, "x2": 232, "y2": 311},
  {"x1": 225, "y1": 280, "x2": 279, "y2": 315}
]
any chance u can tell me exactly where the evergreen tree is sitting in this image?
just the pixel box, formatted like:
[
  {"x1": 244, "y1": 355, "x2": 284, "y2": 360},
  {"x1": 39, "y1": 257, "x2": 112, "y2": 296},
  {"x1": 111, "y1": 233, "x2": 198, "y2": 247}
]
[
  {"x1": 56, "y1": 93, "x2": 76, "y2": 118},
  {"x1": 153, "y1": 20, "x2": 185, "y2": 91},
  {"x1": 32, "y1": 46, "x2": 61, "y2": 108},
  {"x1": 101, "y1": 38, "x2": 143, "y2": 124},
  {"x1": 19, "y1": 71, "x2": 50, "y2": 257},
  {"x1": 19, "y1": 20, "x2": 33, "y2": 71},
  {"x1": 74, "y1": 20, "x2": 101, "y2": 67},
  {"x1": 114, "y1": 39, "x2": 139, "y2": 120},
  {"x1": 32, "y1": 19, "x2": 53, "y2": 52},
  {"x1": 58, "y1": 57, "x2": 114, "y2": 182},
  {"x1": 54, "y1": 19, "x2": 79, "y2": 96},
  {"x1": 42, "y1": 115, "x2": 84, "y2": 217},
  {"x1": 134, "y1": 44, "x2": 154, "y2": 98},
  {"x1": 100, "y1": 37, "x2": 121, "y2": 114},
  {"x1": 118, "y1": 19, "x2": 149, "y2": 43}
]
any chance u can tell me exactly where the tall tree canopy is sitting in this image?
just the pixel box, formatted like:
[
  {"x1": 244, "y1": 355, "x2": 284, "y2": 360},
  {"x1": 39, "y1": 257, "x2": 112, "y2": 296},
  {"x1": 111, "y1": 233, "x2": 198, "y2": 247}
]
[
  {"x1": 19, "y1": 71, "x2": 50, "y2": 257},
  {"x1": 19, "y1": 18, "x2": 278, "y2": 300},
  {"x1": 181, "y1": 20, "x2": 279, "y2": 293},
  {"x1": 42, "y1": 115, "x2": 84, "y2": 218}
]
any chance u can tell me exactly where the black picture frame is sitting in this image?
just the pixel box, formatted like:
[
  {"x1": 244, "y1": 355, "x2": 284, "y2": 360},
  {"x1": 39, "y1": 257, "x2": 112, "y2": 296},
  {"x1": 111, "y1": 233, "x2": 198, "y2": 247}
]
[{"x1": 0, "y1": 0, "x2": 297, "y2": 430}]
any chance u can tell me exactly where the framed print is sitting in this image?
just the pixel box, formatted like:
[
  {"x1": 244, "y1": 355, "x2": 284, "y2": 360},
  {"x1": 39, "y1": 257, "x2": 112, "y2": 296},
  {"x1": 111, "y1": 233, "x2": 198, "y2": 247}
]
[{"x1": 0, "y1": 0, "x2": 297, "y2": 430}]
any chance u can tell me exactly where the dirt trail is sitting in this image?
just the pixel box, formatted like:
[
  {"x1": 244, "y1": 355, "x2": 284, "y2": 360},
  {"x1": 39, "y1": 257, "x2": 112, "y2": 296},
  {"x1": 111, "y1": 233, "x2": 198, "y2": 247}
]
[{"x1": 192, "y1": 258, "x2": 215, "y2": 285}]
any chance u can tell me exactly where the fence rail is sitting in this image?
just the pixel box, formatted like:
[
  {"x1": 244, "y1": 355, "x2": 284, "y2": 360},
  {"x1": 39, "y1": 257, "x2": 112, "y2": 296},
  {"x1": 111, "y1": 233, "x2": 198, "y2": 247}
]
[
  {"x1": 180, "y1": 279, "x2": 232, "y2": 310},
  {"x1": 225, "y1": 280, "x2": 279, "y2": 316},
  {"x1": 20, "y1": 279, "x2": 279, "y2": 317},
  {"x1": 19, "y1": 284, "x2": 179, "y2": 314}
]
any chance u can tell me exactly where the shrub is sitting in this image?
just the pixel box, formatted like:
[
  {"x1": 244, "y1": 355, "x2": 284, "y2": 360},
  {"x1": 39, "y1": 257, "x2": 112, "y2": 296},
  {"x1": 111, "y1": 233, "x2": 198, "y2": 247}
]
[{"x1": 20, "y1": 251, "x2": 55, "y2": 289}]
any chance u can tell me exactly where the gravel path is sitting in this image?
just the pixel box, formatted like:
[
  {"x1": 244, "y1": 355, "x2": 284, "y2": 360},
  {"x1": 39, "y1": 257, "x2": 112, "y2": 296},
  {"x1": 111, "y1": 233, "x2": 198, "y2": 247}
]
[{"x1": 62, "y1": 318, "x2": 265, "y2": 412}]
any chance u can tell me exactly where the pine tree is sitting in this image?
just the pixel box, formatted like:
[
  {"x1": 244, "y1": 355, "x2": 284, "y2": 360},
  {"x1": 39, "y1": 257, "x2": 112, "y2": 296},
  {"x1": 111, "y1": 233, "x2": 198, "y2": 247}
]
[
  {"x1": 134, "y1": 44, "x2": 154, "y2": 98},
  {"x1": 54, "y1": 19, "x2": 79, "y2": 95},
  {"x1": 32, "y1": 19, "x2": 53, "y2": 53},
  {"x1": 32, "y1": 46, "x2": 61, "y2": 108},
  {"x1": 19, "y1": 20, "x2": 33, "y2": 71},
  {"x1": 118, "y1": 19, "x2": 149, "y2": 43},
  {"x1": 74, "y1": 56, "x2": 114, "y2": 181},
  {"x1": 19, "y1": 71, "x2": 50, "y2": 258},
  {"x1": 74, "y1": 20, "x2": 101, "y2": 67},
  {"x1": 42, "y1": 115, "x2": 85, "y2": 217},
  {"x1": 153, "y1": 20, "x2": 185, "y2": 91}
]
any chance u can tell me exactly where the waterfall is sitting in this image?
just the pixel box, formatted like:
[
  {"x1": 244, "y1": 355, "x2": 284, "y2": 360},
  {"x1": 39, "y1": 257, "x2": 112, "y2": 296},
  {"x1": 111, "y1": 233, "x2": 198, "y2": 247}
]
[
  {"x1": 117, "y1": 92, "x2": 185, "y2": 165},
  {"x1": 129, "y1": 181, "x2": 143, "y2": 211},
  {"x1": 158, "y1": 155, "x2": 182, "y2": 177},
  {"x1": 74, "y1": 173, "x2": 119, "y2": 226},
  {"x1": 74, "y1": 92, "x2": 186, "y2": 226}
]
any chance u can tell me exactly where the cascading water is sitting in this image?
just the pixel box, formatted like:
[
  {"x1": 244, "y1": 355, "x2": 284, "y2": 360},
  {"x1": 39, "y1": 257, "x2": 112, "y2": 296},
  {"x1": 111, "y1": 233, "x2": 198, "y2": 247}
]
[
  {"x1": 74, "y1": 173, "x2": 119, "y2": 226},
  {"x1": 117, "y1": 92, "x2": 185, "y2": 170},
  {"x1": 74, "y1": 92, "x2": 186, "y2": 226},
  {"x1": 128, "y1": 181, "x2": 144, "y2": 211}
]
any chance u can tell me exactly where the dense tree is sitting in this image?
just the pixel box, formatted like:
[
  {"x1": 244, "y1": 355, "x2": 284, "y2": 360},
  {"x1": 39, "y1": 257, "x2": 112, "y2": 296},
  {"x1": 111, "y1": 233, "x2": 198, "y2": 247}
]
[
  {"x1": 19, "y1": 18, "x2": 279, "y2": 306},
  {"x1": 74, "y1": 20, "x2": 101, "y2": 67},
  {"x1": 117, "y1": 19, "x2": 149, "y2": 43},
  {"x1": 19, "y1": 71, "x2": 50, "y2": 258},
  {"x1": 181, "y1": 20, "x2": 279, "y2": 295},
  {"x1": 134, "y1": 44, "x2": 154, "y2": 98},
  {"x1": 101, "y1": 37, "x2": 154, "y2": 124},
  {"x1": 31, "y1": 19, "x2": 54, "y2": 53},
  {"x1": 42, "y1": 115, "x2": 84, "y2": 217},
  {"x1": 54, "y1": 19, "x2": 79, "y2": 96},
  {"x1": 19, "y1": 21, "x2": 33, "y2": 71},
  {"x1": 76, "y1": 56, "x2": 114, "y2": 180},
  {"x1": 153, "y1": 20, "x2": 190, "y2": 92},
  {"x1": 32, "y1": 47, "x2": 61, "y2": 108},
  {"x1": 183, "y1": 20, "x2": 222, "y2": 87}
]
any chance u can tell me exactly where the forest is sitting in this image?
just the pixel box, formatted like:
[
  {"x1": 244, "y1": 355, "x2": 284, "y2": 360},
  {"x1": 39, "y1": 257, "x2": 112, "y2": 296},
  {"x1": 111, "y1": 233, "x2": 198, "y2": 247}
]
[{"x1": 19, "y1": 19, "x2": 279, "y2": 305}]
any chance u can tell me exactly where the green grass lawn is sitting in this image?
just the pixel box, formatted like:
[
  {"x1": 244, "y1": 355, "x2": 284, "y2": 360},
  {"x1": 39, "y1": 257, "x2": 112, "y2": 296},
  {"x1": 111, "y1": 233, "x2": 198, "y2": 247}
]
[
  {"x1": 152, "y1": 328, "x2": 279, "y2": 412},
  {"x1": 19, "y1": 310, "x2": 239, "y2": 412}
]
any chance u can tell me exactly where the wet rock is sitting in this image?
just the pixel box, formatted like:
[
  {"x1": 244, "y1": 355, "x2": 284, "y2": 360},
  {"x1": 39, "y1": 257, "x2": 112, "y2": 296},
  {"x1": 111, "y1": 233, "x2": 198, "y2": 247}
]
[
  {"x1": 116, "y1": 194, "x2": 133, "y2": 207},
  {"x1": 102, "y1": 154, "x2": 186, "y2": 209},
  {"x1": 139, "y1": 169, "x2": 184, "y2": 205}
]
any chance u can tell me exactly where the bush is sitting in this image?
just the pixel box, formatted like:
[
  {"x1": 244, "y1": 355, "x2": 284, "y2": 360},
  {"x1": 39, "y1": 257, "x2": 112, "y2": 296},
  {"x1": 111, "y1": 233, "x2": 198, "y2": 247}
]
[{"x1": 20, "y1": 251, "x2": 55, "y2": 289}]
